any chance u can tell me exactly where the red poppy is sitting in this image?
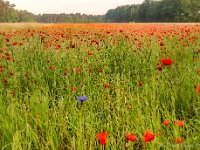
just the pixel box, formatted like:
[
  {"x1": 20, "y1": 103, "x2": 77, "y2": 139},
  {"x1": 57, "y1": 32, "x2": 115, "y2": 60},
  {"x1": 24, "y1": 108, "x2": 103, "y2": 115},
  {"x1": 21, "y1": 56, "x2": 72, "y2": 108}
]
[
  {"x1": 71, "y1": 87, "x2": 77, "y2": 91},
  {"x1": 157, "y1": 65, "x2": 163, "y2": 71},
  {"x1": 143, "y1": 130, "x2": 155, "y2": 142},
  {"x1": 88, "y1": 68, "x2": 93, "y2": 73},
  {"x1": 75, "y1": 68, "x2": 81, "y2": 73},
  {"x1": 64, "y1": 68, "x2": 69, "y2": 75},
  {"x1": 125, "y1": 134, "x2": 137, "y2": 142},
  {"x1": 176, "y1": 138, "x2": 183, "y2": 144},
  {"x1": 198, "y1": 87, "x2": 200, "y2": 93},
  {"x1": 9, "y1": 72, "x2": 14, "y2": 76},
  {"x1": 87, "y1": 52, "x2": 93, "y2": 56},
  {"x1": 175, "y1": 120, "x2": 185, "y2": 127},
  {"x1": 98, "y1": 68, "x2": 103, "y2": 73},
  {"x1": 160, "y1": 42, "x2": 164, "y2": 46},
  {"x1": 49, "y1": 66, "x2": 54, "y2": 69},
  {"x1": 71, "y1": 43, "x2": 76, "y2": 48},
  {"x1": 161, "y1": 59, "x2": 173, "y2": 66},
  {"x1": 96, "y1": 132, "x2": 108, "y2": 145},
  {"x1": 138, "y1": 43, "x2": 142, "y2": 48},
  {"x1": 6, "y1": 55, "x2": 11, "y2": 60},
  {"x1": 2, "y1": 79, "x2": 7, "y2": 83},
  {"x1": 64, "y1": 67, "x2": 69, "y2": 71},
  {"x1": 9, "y1": 91, "x2": 14, "y2": 95},
  {"x1": 0, "y1": 66, "x2": 3, "y2": 72},
  {"x1": 12, "y1": 42, "x2": 17, "y2": 46},
  {"x1": 138, "y1": 82, "x2": 143, "y2": 87},
  {"x1": 24, "y1": 73, "x2": 29, "y2": 77},
  {"x1": 197, "y1": 69, "x2": 200, "y2": 75},
  {"x1": 104, "y1": 83, "x2": 110, "y2": 88},
  {"x1": 63, "y1": 71, "x2": 67, "y2": 75},
  {"x1": 163, "y1": 120, "x2": 170, "y2": 126}
]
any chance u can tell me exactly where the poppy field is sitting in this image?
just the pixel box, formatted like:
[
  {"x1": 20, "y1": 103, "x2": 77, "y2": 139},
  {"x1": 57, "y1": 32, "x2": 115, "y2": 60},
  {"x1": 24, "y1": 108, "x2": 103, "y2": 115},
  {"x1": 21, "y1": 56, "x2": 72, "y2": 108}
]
[{"x1": 0, "y1": 23, "x2": 200, "y2": 149}]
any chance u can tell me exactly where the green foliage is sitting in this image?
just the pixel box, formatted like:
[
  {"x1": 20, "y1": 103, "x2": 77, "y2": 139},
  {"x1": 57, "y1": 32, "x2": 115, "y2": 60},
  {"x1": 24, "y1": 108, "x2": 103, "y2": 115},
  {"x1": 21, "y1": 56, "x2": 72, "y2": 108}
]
[
  {"x1": 0, "y1": 0, "x2": 35, "y2": 22},
  {"x1": 105, "y1": 0, "x2": 200, "y2": 22},
  {"x1": 105, "y1": 5, "x2": 140, "y2": 22},
  {"x1": 18, "y1": 10, "x2": 36, "y2": 22},
  {"x1": 36, "y1": 13, "x2": 104, "y2": 23},
  {"x1": 0, "y1": 0, "x2": 18, "y2": 22}
]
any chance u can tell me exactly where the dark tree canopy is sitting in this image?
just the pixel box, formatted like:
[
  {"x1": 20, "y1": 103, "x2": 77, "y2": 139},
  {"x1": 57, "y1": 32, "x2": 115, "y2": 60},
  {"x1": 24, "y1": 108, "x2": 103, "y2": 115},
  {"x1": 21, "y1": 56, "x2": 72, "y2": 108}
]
[{"x1": 105, "y1": 0, "x2": 200, "y2": 22}]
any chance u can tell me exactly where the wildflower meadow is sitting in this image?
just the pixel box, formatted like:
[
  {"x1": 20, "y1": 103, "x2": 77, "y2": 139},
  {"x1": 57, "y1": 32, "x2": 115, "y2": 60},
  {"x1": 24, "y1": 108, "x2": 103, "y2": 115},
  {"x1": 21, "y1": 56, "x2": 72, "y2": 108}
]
[{"x1": 0, "y1": 23, "x2": 200, "y2": 149}]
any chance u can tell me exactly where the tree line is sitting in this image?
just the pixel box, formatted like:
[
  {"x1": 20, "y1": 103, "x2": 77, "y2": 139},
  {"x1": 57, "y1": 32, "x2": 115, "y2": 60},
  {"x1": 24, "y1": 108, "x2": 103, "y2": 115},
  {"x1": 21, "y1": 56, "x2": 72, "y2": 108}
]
[
  {"x1": 0, "y1": 0, "x2": 104, "y2": 23},
  {"x1": 0, "y1": 0, "x2": 200, "y2": 23},
  {"x1": 36, "y1": 13, "x2": 104, "y2": 23},
  {"x1": 0, "y1": 0, "x2": 36, "y2": 22},
  {"x1": 105, "y1": 0, "x2": 200, "y2": 22}
]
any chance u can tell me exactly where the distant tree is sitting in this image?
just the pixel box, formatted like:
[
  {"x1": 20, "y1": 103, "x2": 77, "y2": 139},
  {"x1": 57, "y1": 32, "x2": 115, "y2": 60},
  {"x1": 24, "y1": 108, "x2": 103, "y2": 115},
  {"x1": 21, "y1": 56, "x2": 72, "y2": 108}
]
[
  {"x1": 0, "y1": 0, "x2": 19, "y2": 22},
  {"x1": 105, "y1": 4, "x2": 140, "y2": 22},
  {"x1": 36, "y1": 13, "x2": 104, "y2": 23},
  {"x1": 17, "y1": 10, "x2": 36, "y2": 22}
]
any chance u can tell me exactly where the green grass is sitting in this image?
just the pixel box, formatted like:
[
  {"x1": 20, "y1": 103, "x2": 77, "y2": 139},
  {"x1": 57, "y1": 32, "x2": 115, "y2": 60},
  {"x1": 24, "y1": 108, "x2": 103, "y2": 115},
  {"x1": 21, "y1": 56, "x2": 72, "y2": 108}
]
[{"x1": 0, "y1": 24, "x2": 200, "y2": 150}]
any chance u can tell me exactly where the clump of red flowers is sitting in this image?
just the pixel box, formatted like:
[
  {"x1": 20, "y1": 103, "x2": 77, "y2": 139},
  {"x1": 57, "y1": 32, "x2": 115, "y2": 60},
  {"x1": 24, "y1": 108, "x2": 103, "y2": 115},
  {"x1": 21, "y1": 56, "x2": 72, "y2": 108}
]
[
  {"x1": 125, "y1": 134, "x2": 137, "y2": 142},
  {"x1": 161, "y1": 59, "x2": 173, "y2": 66},
  {"x1": 175, "y1": 120, "x2": 185, "y2": 127},
  {"x1": 143, "y1": 130, "x2": 155, "y2": 142},
  {"x1": 96, "y1": 132, "x2": 108, "y2": 145}
]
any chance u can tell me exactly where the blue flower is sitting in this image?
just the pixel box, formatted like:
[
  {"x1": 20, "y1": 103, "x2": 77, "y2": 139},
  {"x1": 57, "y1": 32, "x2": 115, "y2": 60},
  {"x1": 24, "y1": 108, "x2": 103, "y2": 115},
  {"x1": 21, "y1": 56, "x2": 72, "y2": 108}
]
[{"x1": 76, "y1": 96, "x2": 88, "y2": 102}]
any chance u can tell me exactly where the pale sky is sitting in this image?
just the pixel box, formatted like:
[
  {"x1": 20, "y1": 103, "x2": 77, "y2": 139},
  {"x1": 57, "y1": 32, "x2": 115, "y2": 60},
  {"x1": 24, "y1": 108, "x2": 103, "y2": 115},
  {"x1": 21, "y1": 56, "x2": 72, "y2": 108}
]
[{"x1": 8, "y1": 0, "x2": 144, "y2": 15}]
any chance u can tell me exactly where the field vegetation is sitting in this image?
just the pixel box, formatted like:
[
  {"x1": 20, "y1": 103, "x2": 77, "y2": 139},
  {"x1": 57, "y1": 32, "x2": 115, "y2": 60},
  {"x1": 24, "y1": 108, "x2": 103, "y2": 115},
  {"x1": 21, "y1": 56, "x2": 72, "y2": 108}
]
[{"x1": 0, "y1": 23, "x2": 200, "y2": 149}]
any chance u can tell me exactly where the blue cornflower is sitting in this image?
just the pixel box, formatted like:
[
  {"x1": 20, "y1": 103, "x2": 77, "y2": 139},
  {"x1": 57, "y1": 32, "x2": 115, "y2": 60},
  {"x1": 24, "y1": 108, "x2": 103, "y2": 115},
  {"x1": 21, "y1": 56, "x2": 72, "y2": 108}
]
[{"x1": 76, "y1": 96, "x2": 88, "y2": 102}]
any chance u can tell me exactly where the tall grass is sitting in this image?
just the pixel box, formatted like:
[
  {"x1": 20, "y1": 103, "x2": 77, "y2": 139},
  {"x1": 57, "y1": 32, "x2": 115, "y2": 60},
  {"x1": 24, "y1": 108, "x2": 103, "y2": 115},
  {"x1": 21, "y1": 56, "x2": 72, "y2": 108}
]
[{"x1": 0, "y1": 23, "x2": 199, "y2": 149}]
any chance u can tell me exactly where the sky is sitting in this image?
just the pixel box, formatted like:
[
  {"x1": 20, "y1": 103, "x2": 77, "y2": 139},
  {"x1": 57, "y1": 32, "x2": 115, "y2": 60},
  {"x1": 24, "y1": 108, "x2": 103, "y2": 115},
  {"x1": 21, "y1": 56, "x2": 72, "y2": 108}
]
[{"x1": 8, "y1": 0, "x2": 144, "y2": 15}]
